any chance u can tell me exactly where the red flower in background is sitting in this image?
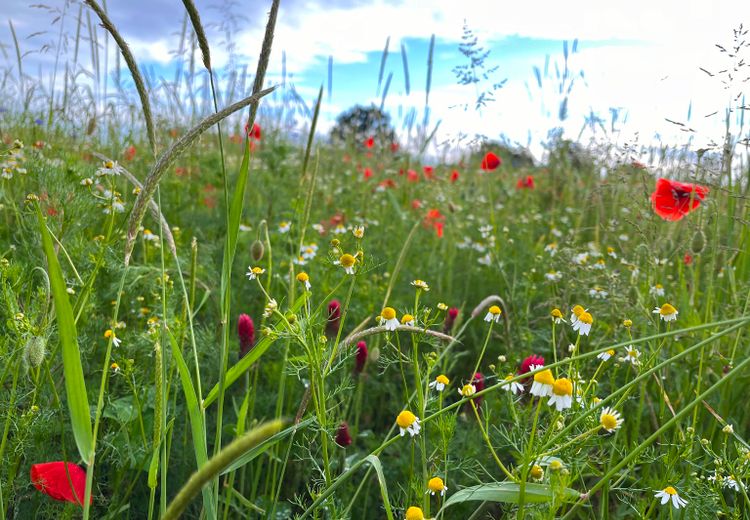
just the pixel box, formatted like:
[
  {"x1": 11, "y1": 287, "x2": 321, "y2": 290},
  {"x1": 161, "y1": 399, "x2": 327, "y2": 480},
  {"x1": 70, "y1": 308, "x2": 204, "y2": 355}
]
[
  {"x1": 481, "y1": 152, "x2": 501, "y2": 171},
  {"x1": 238, "y1": 314, "x2": 255, "y2": 358},
  {"x1": 407, "y1": 169, "x2": 419, "y2": 182},
  {"x1": 364, "y1": 136, "x2": 374, "y2": 149},
  {"x1": 378, "y1": 179, "x2": 396, "y2": 190},
  {"x1": 423, "y1": 166, "x2": 434, "y2": 180},
  {"x1": 335, "y1": 422, "x2": 352, "y2": 447},
  {"x1": 124, "y1": 145, "x2": 136, "y2": 161},
  {"x1": 245, "y1": 122, "x2": 262, "y2": 140},
  {"x1": 424, "y1": 209, "x2": 445, "y2": 238},
  {"x1": 363, "y1": 167, "x2": 373, "y2": 180},
  {"x1": 326, "y1": 300, "x2": 341, "y2": 337},
  {"x1": 472, "y1": 372, "x2": 486, "y2": 409},
  {"x1": 411, "y1": 199, "x2": 422, "y2": 210},
  {"x1": 650, "y1": 178, "x2": 709, "y2": 221},
  {"x1": 518, "y1": 354, "x2": 544, "y2": 382},
  {"x1": 450, "y1": 170, "x2": 460, "y2": 183},
  {"x1": 354, "y1": 341, "x2": 368, "y2": 373},
  {"x1": 31, "y1": 462, "x2": 91, "y2": 506},
  {"x1": 390, "y1": 142, "x2": 399, "y2": 153},
  {"x1": 443, "y1": 307, "x2": 459, "y2": 333},
  {"x1": 516, "y1": 175, "x2": 535, "y2": 190},
  {"x1": 684, "y1": 253, "x2": 693, "y2": 265}
]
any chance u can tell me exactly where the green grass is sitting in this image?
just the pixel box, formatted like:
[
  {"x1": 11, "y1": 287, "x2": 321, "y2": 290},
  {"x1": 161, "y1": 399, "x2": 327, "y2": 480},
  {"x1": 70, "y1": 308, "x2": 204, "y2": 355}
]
[{"x1": 1, "y1": 4, "x2": 750, "y2": 520}]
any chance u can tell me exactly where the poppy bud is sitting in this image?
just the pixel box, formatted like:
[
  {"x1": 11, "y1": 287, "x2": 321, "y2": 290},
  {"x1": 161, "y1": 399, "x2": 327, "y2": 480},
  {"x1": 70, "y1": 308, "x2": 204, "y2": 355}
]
[
  {"x1": 251, "y1": 239, "x2": 265, "y2": 261},
  {"x1": 691, "y1": 229, "x2": 706, "y2": 254},
  {"x1": 355, "y1": 341, "x2": 368, "y2": 373},
  {"x1": 443, "y1": 307, "x2": 459, "y2": 333},
  {"x1": 24, "y1": 336, "x2": 46, "y2": 367},
  {"x1": 238, "y1": 314, "x2": 255, "y2": 358},
  {"x1": 335, "y1": 421, "x2": 352, "y2": 447},
  {"x1": 326, "y1": 300, "x2": 341, "y2": 337}
]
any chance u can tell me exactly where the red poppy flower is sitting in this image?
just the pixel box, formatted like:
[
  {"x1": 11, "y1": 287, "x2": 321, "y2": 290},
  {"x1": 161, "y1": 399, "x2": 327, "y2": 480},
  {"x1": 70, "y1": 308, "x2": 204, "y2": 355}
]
[
  {"x1": 407, "y1": 169, "x2": 419, "y2": 182},
  {"x1": 411, "y1": 199, "x2": 422, "y2": 210},
  {"x1": 31, "y1": 462, "x2": 91, "y2": 506},
  {"x1": 245, "y1": 122, "x2": 261, "y2": 140},
  {"x1": 423, "y1": 166, "x2": 434, "y2": 180},
  {"x1": 124, "y1": 145, "x2": 136, "y2": 161},
  {"x1": 516, "y1": 175, "x2": 535, "y2": 189},
  {"x1": 450, "y1": 170, "x2": 460, "y2": 183},
  {"x1": 481, "y1": 152, "x2": 501, "y2": 171},
  {"x1": 390, "y1": 142, "x2": 399, "y2": 153},
  {"x1": 650, "y1": 178, "x2": 709, "y2": 221},
  {"x1": 363, "y1": 167, "x2": 373, "y2": 180},
  {"x1": 683, "y1": 253, "x2": 693, "y2": 265},
  {"x1": 364, "y1": 136, "x2": 374, "y2": 149},
  {"x1": 378, "y1": 179, "x2": 396, "y2": 190},
  {"x1": 424, "y1": 209, "x2": 445, "y2": 238}
]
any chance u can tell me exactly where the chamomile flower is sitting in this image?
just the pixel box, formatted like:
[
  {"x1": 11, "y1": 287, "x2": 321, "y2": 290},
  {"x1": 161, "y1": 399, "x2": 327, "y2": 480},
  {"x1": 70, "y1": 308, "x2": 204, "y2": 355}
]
[
  {"x1": 548, "y1": 378, "x2": 573, "y2": 411},
  {"x1": 544, "y1": 242, "x2": 558, "y2": 256},
  {"x1": 623, "y1": 345, "x2": 641, "y2": 365},
  {"x1": 426, "y1": 477, "x2": 447, "y2": 496},
  {"x1": 110, "y1": 362, "x2": 120, "y2": 373},
  {"x1": 530, "y1": 368, "x2": 555, "y2": 397},
  {"x1": 301, "y1": 244, "x2": 318, "y2": 260},
  {"x1": 405, "y1": 506, "x2": 425, "y2": 520},
  {"x1": 458, "y1": 384, "x2": 476, "y2": 397},
  {"x1": 484, "y1": 305, "x2": 502, "y2": 323},
  {"x1": 653, "y1": 303, "x2": 678, "y2": 322},
  {"x1": 570, "y1": 305, "x2": 585, "y2": 324},
  {"x1": 262, "y1": 298, "x2": 278, "y2": 318},
  {"x1": 411, "y1": 279, "x2": 430, "y2": 291},
  {"x1": 654, "y1": 486, "x2": 688, "y2": 509},
  {"x1": 592, "y1": 258, "x2": 606, "y2": 270},
  {"x1": 143, "y1": 229, "x2": 159, "y2": 243},
  {"x1": 437, "y1": 302, "x2": 448, "y2": 311},
  {"x1": 607, "y1": 246, "x2": 617, "y2": 259},
  {"x1": 337, "y1": 253, "x2": 357, "y2": 274},
  {"x1": 246, "y1": 266, "x2": 265, "y2": 280},
  {"x1": 529, "y1": 464, "x2": 544, "y2": 481},
  {"x1": 296, "y1": 272, "x2": 311, "y2": 290},
  {"x1": 501, "y1": 374, "x2": 524, "y2": 395},
  {"x1": 104, "y1": 329, "x2": 121, "y2": 347},
  {"x1": 545, "y1": 271, "x2": 562, "y2": 282},
  {"x1": 429, "y1": 374, "x2": 450, "y2": 392},
  {"x1": 572, "y1": 311, "x2": 593, "y2": 336},
  {"x1": 396, "y1": 410, "x2": 421, "y2": 437},
  {"x1": 379, "y1": 307, "x2": 399, "y2": 331},
  {"x1": 550, "y1": 308, "x2": 566, "y2": 324},
  {"x1": 650, "y1": 283, "x2": 665, "y2": 297},
  {"x1": 599, "y1": 407, "x2": 624, "y2": 432},
  {"x1": 589, "y1": 287, "x2": 608, "y2": 299},
  {"x1": 401, "y1": 314, "x2": 415, "y2": 327},
  {"x1": 278, "y1": 221, "x2": 291, "y2": 233},
  {"x1": 724, "y1": 475, "x2": 740, "y2": 492},
  {"x1": 96, "y1": 159, "x2": 121, "y2": 177},
  {"x1": 597, "y1": 349, "x2": 615, "y2": 361},
  {"x1": 332, "y1": 224, "x2": 347, "y2": 235},
  {"x1": 352, "y1": 225, "x2": 365, "y2": 238}
]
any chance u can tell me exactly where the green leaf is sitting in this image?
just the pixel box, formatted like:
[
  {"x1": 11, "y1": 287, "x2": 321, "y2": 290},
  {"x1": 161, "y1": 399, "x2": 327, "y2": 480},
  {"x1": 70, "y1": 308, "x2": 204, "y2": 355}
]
[
  {"x1": 440, "y1": 482, "x2": 580, "y2": 512},
  {"x1": 220, "y1": 416, "x2": 315, "y2": 475},
  {"x1": 36, "y1": 207, "x2": 93, "y2": 461},
  {"x1": 363, "y1": 455, "x2": 394, "y2": 520},
  {"x1": 167, "y1": 329, "x2": 216, "y2": 519}
]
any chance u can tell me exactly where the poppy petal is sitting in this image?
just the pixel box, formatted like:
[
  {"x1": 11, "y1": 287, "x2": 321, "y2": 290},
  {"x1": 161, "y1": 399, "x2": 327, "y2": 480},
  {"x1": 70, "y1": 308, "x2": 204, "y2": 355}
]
[{"x1": 31, "y1": 462, "x2": 91, "y2": 506}]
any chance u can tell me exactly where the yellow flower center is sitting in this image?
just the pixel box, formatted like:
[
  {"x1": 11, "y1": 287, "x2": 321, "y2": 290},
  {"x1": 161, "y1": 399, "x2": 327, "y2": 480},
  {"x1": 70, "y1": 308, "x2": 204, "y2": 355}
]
[
  {"x1": 551, "y1": 308, "x2": 562, "y2": 319},
  {"x1": 405, "y1": 507, "x2": 425, "y2": 520},
  {"x1": 655, "y1": 283, "x2": 663, "y2": 289},
  {"x1": 436, "y1": 374, "x2": 449, "y2": 385},
  {"x1": 606, "y1": 349, "x2": 615, "y2": 356},
  {"x1": 571, "y1": 305, "x2": 585, "y2": 317},
  {"x1": 529, "y1": 465, "x2": 544, "y2": 480},
  {"x1": 578, "y1": 312, "x2": 593, "y2": 325},
  {"x1": 607, "y1": 247, "x2": 614, "y2": 254},
  {"x1": 110, "y1": 362, "x2": 119, "y2": 370},
  {"x1": 460, "y1": 384, "x2": 475, "y2": 396},
  {"x1": 251, "y1": 267, "x2": 264, "y2": 274},
  {"x1": 533, "y1": 369, "x2": 555, "y2": 386},
  {"x1": 663, "y1": 486, "x2": 677, "y2": 495},
  {"x1": 601, "y1": 413, "x2": 618, "y2": 430},
  {"x1": 628, "y1": 349, "x2": 638, "y2": 358},
  {"x1": 401, "y1": 314, "x2": 414, "y2": 324},
  {"x1": 623, "y1": 319, "x2": 632, "y2": 327},
  {"x1": 296, "y1": 272, "x2": 309, "y2": 283},
  {"x1": 381, "y1": 307, "x2": 396, "y2": 320},
  {"x1": 396, "y1": 410, "x2": 416, "y2": 428},
  {"x1": 552, "y1": 378, "x2": 573, "y2": 396},
  {"x1": 339, "y1": 253, "x2": 356, "y2": 267},
  {"x1": 488, "y1": 305, "x2": 501, "y2": 315},
  {"x1": 104, "y1": 329, "x2": 114, "y2": 339},
  {"x1": 660, "y1": 303, "x2": 677, "y2": 315},
  {"x1": 105, "y1": 160, "x2": 114, "y2": 168},
  {"x1": 427, "y1": 477, "x2": 445, "y2": 492}
]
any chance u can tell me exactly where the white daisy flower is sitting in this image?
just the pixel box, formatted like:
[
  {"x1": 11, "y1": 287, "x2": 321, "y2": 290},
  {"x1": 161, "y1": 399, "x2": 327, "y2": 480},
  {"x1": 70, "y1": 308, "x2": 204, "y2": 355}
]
[{"x1": 654, "y1": 486, "x2": 687, "y2": 509}]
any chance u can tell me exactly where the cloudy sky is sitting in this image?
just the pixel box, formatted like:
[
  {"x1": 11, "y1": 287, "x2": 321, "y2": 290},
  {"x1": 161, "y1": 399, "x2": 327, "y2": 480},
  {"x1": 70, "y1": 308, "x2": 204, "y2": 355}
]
[{"x1": 2, "y1": 0, "x2": 748, "y2": 159}]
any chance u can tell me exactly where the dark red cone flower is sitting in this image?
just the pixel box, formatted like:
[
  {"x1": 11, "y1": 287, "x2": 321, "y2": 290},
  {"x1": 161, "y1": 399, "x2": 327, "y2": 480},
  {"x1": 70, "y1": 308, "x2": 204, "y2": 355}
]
[
  {"x1": 518, "y1": 354, "x2": 544, "y2": 383},
  {"x1": 481, "y1": 152, "x2": 501, "y2": 171},
  {"x1": 326, "y1": 300, "x2": 342, "y2": 337},
  {"x1": 31, "y1": 462, "x2": 91, "y2": 506},
  {"x1": 354, "y1": 341, "x2": 368, "y2": 374},
  {"x1": 238, "y1": 314, "x2": 255, "y2": 358},
  {"x1": 650, "y1": 178, "x2": 709, "y2": 222},
  {"x1": 335, "y1": 422, "x2": 352, "y2": 447},
  {"x1": 516, "y1": 175, "x2": 535, "y2": 190},
  {"x1": 472, "y1": 372, "x2": 486, "y2": 409},
  {"x1": 443, "y1": 307, "x2": 459, "y2": 333}
]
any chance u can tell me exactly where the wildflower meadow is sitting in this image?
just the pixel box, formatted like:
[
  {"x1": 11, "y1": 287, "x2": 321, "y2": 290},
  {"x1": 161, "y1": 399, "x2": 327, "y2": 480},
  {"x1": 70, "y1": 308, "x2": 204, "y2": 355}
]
[{"x1": 1, "y1": 2, "x2": 749, "y2": 519}]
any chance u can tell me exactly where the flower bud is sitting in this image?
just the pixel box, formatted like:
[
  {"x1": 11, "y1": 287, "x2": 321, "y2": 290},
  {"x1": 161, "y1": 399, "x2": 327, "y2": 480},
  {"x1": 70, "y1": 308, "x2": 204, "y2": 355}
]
[
  {"x1": 354, "y1": 341, "x2": 368, "y2": 374},
  {"x1": 326, "y1": 300, "x2": 341, "y2": 337},
  {"x1": 335, "y1": 421, "x2": 352, "y2": 447},
  {"x1": 25, "y1": 336, "x2": 46, "y2": 367},
  {"x1": 691, "y1": 229, "x2": 706, "y2": 254},
  {"x1": 238, "y1": 314, "x2": 255, "y2": 358},
  {"x1": 251, "y1": 240, "x2": 265, "y2": 261}
]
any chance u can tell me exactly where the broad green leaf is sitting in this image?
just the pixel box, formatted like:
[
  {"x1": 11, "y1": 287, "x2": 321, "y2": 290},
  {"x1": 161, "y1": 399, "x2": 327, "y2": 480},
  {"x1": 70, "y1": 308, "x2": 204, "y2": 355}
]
[
  {"x1": 221, "y1": 416, "x2": 315, "y2": 475},
  {"x1": 36, "y1": 207, "x2": 93, "y2": 461},
  {"x1": 440, "y1": 482, "x2": 580, "y2": 512},
  {"x1": 167, "y1": 329, "x2": 216, "y2": 519}
]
